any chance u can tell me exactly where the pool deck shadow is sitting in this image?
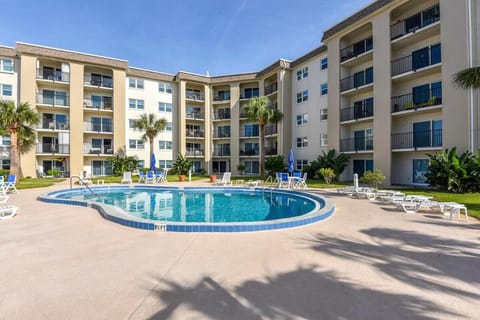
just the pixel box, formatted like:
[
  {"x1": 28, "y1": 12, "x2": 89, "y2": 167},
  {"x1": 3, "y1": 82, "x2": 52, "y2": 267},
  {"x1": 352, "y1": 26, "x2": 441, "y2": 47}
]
[{"x1": 0, "y1": 182, "x2": 479, "y2": 319}]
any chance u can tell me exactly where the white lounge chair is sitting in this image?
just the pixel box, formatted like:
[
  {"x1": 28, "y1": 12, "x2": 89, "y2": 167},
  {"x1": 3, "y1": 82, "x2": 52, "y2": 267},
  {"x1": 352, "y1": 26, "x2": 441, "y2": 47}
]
[
  {"x1": 121, "y1": 171, "x2": 132, "y2": 184},
  {"x1": 78, "y1": 172, "x2": 92, "y2": 186},
  {"x1": 0, "y1": 205, "x2": 18, "y2": 220},
  {"x1": 214, "y1": 172, "x2": 232, "y2": 186}
]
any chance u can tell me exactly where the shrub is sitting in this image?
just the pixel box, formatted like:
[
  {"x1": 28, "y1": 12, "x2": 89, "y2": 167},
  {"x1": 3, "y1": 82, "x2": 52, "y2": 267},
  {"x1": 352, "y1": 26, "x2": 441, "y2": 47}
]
[
  {"x1": 265, "y1": 155, "x2": 286, "y2": 177},
  {"x1": 360, "y1": 170, "x2": 386, "y2": 189},
  {"x1": 307, "y1": 149, "x2": 349, "y2": 180},
  {"x1": 47, "y1": 168, "x2": 60, "y2": 177},
  {"x1": 319, "y1": 167, "x2": 335, "y2": 184}
]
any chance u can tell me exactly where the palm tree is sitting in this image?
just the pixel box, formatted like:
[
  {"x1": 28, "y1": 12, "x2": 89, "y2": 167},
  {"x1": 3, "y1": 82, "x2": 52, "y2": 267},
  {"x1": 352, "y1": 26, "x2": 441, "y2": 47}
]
[
  {"x1": 133, "y1": 113, "x2": 167, "y2": 169},
  {"x1": 454, "y1": 66, "x2": 480, "y2": 89},
  {"x1": 244, "y1": 96, "x2": 283, "y2": 178},
  {"x1": 0, "y1": 100, "x2": 40, "y2": 177}
]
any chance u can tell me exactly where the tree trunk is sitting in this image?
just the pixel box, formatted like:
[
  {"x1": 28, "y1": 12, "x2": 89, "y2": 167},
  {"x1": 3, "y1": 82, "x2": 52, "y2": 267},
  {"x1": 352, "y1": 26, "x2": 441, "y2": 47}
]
[
  {"x1": 149, "y1": 137, "x2": 154, "y2": 169},
  {"x1": 259, "y1": 124, "x2": 265, "y2": 179},
  {"x1": 9, "y1": 129, "x2": 19, "y2": 177}
]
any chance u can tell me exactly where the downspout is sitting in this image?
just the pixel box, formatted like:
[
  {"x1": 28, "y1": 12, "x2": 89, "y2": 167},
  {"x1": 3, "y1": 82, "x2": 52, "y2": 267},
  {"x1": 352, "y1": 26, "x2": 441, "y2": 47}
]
[{"x1": 467, "y1": 0, "x2": 475, "y2": 151}]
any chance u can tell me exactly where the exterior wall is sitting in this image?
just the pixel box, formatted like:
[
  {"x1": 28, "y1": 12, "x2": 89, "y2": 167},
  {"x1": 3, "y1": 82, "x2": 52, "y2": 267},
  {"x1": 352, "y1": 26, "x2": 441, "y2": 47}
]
[{"x1": 290, "y1": 52, "x2": 328, "y2": 171}]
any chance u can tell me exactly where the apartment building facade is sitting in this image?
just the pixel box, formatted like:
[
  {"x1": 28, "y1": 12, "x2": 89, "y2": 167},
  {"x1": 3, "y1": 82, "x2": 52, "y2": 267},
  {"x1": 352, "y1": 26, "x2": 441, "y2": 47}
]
[{"x1": 324, "y1": 0, "x2": 479, "y2": 185}]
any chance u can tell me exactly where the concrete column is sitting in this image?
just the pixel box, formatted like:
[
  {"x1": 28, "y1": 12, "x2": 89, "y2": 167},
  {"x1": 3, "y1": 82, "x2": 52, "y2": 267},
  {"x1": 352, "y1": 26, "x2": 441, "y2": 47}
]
[
  {"x1": 68, "y1": 62, "x2": 85, "y2": 177},
  {"x1": 230, "y1": 82, "x2": 240, "y2": 174}
]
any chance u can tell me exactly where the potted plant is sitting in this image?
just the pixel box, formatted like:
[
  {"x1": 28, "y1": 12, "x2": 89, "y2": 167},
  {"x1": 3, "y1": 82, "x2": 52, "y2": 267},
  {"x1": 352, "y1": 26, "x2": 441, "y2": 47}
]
[
  {"x1": 209, "y1": 174, "x2": 217, "y2": 183},
  {"x1": 172, "y1": 153, "x2": 192, "y2": 182}
]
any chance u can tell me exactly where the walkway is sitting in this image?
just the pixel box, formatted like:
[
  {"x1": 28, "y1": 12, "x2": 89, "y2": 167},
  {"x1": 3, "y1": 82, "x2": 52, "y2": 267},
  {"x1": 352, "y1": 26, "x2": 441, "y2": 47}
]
[{"x1": 0, "y1": 182, "x2": 479, "y2": 319}]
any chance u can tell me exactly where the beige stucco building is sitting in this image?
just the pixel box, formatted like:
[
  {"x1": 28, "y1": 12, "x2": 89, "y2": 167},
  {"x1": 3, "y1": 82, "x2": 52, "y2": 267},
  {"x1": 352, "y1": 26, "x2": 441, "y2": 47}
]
[{"x1": 324, "y1": 0, "x2": 479, "y2": 185}]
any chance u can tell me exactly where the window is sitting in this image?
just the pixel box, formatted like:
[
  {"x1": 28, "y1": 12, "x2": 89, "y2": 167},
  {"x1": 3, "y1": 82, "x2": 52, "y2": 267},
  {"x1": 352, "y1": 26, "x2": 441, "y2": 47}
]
[
  {"x1": 129, "y1": 99, "x2": 144, "y2": 110},
  {"x1": 320, "y1": 134, "x2": 328, "y2": 146},
  {"x1": 296, "y1": 113, "x2": 308, "y2": 126},
  {"x1": 1, "y1": 159, "x2": 10, "y2": 170},
  {"x1": 128, "y1": 119, "x2": 136, "y2": 129},
  {"x1": 159, "y1": 82, "x2": 172, "y2": 93},
  {"x1": 158, "y1": 102, "x2": 172, "y2": 112},
  {"x1": 215, "y1": 125, "x2": 231, "y2": 138},
  {"x1": 354, "y1": 129, "x2": 373, "y2": 151},
  {"x1": 242, "y1": 88, "x2": 259, "y2": 99},
  {"x1": 430, "y1": 43, "x2": 441, "y2": 65},
  {"x1": 321, "y1": 58, "x2": 328, "y2": 70},
  {"x1": 296, "y1": 137, "x2": 308, "y2": 148},
  {"x1": 353, "y1": 159, "x2": 374, "y2": 177},
  {"x1": 297, "y1": 90, "x2": 308, "y2": 103},
  {"x1": 321, "y1": 83, "x2": 328, "y2": 95},
  {"x1": 129, "y1": 78, "x2": 144, "y2": 89},
  {"x1": 244, "y1": 161, "x2": 259, "y2": 174},
  {"x1": 297, "y1": 67, "x2": 308, "y2": 80},
  {"x1": 242, "y1": 142, "x2": 259, "y2": 156},
  {"x1": 244, "y1": 124, "x2": 259, "y2": 137},
  {"x1": 164, "y1": 122, "x2": 172, "y2": 132},
  {"x1": 0, "y1": 84, "x2": 12, "y2": 96},
  {"x1": 158, "y1": 160, "x2": 172, "y2": 169},
  {"x1": 413, "y1": 120, "x2": 442, "y2": 148},
  {"x1": 413, "y1": 159, "x2": 429, "y2": 184},
  {"x1": 137, "y1": 160, "x2": 145, "y2": 169},
  {"x1": 0, "y1": 59, "x2": 13, "y2": 72},
  {"x1": 2, "y1": 136, "x2": 11, "y2": 146},
  {"x1": 296, "y1": 160, "x2": 309, "y2": 171},
  {"x1": 91, "y1": 160, "x2": 112, "y2": 176},
  {"x1": 320, "y1": 109, "x2": 328, "y2": 120},
  {"x1": 129, "y1": 139, "x2": 144, "y2": 149},
  {"x1": 296, "y1": 70, "x2": 302, "y2": 80},
  {"x1": 159, "y1": 140, "x2": 172, "y2": 150}
]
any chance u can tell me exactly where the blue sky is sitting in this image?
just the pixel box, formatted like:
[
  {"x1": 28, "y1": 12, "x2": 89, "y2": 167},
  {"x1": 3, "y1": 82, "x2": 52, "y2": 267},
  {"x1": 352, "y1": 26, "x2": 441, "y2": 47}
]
[{"x1": 1, "y1": 0, "x2": 372, "y2": 75}]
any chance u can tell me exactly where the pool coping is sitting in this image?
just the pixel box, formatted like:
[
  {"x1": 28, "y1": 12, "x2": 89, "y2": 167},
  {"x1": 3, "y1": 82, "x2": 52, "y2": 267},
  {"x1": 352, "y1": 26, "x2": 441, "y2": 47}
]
[{"x1": 38, "y1": 185, "x2": 335, "y2": 232}]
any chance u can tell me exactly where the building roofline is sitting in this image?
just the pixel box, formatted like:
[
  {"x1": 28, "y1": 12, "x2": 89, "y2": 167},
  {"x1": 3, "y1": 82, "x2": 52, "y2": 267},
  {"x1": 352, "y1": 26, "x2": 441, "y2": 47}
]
[
  {"x1": 290, "y1": 45, "x2": 328, "y2": 68},
  {"x1": 0, "y1": 45, "x2": 16, "y2": 58},
  {"x1": 128, "y1": 67, "x2": 175, "y2": 82},
  {"x1": 322, "y1": 0, "x2": 394, "y2": 41},
  {"x1": 15, "y1": 42, "x2": 129, "y2": 69}
]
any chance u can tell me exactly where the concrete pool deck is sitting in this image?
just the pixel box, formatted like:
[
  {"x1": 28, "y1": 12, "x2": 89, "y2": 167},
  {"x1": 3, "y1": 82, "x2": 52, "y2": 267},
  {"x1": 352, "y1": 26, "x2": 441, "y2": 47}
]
[{"x1": 0, "y1": 180, "x2": 479, "y2": 319}]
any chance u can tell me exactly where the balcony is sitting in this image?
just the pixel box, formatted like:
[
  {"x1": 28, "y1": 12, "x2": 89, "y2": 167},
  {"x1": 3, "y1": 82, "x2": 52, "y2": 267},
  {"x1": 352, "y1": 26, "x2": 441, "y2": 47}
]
[
  {"x1": 340, "y1": 36, "x2": 373, "y2": 63},
  {"x1": 212, "y1": 130, "x2": 230, "y2": 138},
  {"x1": 212, "y1": 149, "x2": 231, "y2": 157},
  {"x1": 266, "y1": 102, "x2": 278, "y2": 110},
  {"x1": 213, "y1": 93, "x2": 231, "y2": 102},
  {"x1": 84, "y1": 74, "x2": 113, "y2": 89},
  {"x1": 340, "y1": 99, "x2": 374, "y2": 122},
  {"x1": 0, "y1": 146, "x2": 10, "y2": 158},
  {"x1": 84, "y1": 145, "x2": 114, "y2": 154},
  {"x1": 264, "y1": 82, "x2": 278, "y2": 95},
  {"x1": 186, "y1": 93, "x2": 204, "y2": 101},
  {"x1": 265, "y1": 125, "x2": 277, "y2": 136},
  {"x1": 391, "y1": 44, "x2": 441, "y2": 78},
  {"x1": 185, "y1": 111, "x2": 204, "y2": 120},
  {"x1": 340, "y1": 137, "x2": 373, "y2": 153},
  {"x1": 392, "y1": 129, "x2": 442, "y2": 150},
  {"x1": 240, "y1": 88, "x2": 259, "y2": 100},
  {"x1": 340, "y1": 67, "x2": 373, "y2": 93},
  {"x1": 391, "y1": 4, "x2": 440, "y2": 41},
  {"x1": 36, "y1": 143, "x2": 70, "y2": 154},
  {"x1": 392, "y1": 88, "x2": 442, "y2": 113},
  {"x1": 212, "y1": 110, "x2": 231, "y2": 120},
  {"x1": 186, "y1": 129, "x2": 205, "y2": 138},
  {"x1": 36, "y1": 68, "x2": 70, "y2": 82},
  {"x1": 83, "y1": 121, "x2": 113, "y2": 133},
  {"x1": 265, "y1": 147, "x2": 278, "y2": 156},
  {"x1": 37, "y1": 120, "x2": 70, "y2": 130},
  {"x1": 185, "y1": 149, "x2": 204, "y2": 157},
  {"x1": 239, "y1": 129, "x2": 259, "y2": 138},
  {"x1": 83, "y1": 98, "x2": 113, "y2": 111},
  {"x1": 240, "y1": 149, "x2": 259, "y2": 156},
  {"x1": 36, "y1": 93, "x2": 69, "y2": 107}
]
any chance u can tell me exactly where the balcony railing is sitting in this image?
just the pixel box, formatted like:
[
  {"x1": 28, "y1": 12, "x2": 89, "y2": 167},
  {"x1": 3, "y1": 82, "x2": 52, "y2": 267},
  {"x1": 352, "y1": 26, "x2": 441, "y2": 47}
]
[
  {"x1": 340, "y1": 102, "x2": 374, "y2": 122},
  {"x1": 391, "y1": 4, "x2": 440, "y2": 40},
  {"x1": 185, "y1": 111, "x2": 204, "y2": 120},
  {"x1": 36, "y1": 143, "x2": 70, "y2": 154},
  {"x1": 212, "y1": 110, "x2": 231, "y2": 120},
  {"x1": 36, "y1": 68, "x2": 70, "y2": 82},
  {"x1": 186, "y1": 129, "x2": 205, "y2": 138},
  {"x1": 36, "y1": 93, "x2": 69, "y2": 107},
  {"x1": 212, "y1": 149, "x2": 231, "y2": 157},
  {"x1": 239, "y1": 129, "x2": 259, "y2": 138},
  {"x1": 266, "y1": 102, "x2": 278, "y2": 110},
  {"x1": 240, "y1": 149, "x2": 259, "y2": 156},
  {"x1": 264, "y1": 82, "x2": 278, "y2": 95},
  {"x1": 391, "y1": 45, "x2": 441, "y2": 77},
  {"x1": 265, "y1": 125, "x2": 277, "y2": 135},
  {"x1": 83, "y1": 121, "x2": 113, "y2": 133},
  {"x1": 340, "y1": 36, "x2": 373, "y2": 62},
  {"x1": 340, "y1": 138, "x2": 373, "y2": 152},
  {"x1": 37, "y1": 120, "x2": 70, "y2": 130},
  {"x1": 84, "y1": 145, "x2": 114, "y2": 154},
  {"x1": 340, "y1": 68, "x2": 373, "y2": 92},
  {"x1": 212, "y1": 130, "x2": 230, "y2": 138},
  {"x1": 84, "y1": 75, "x2": 113, "y2": 88},
  {"x1": 392, "y1": 89, "x2": 442, "y2": 113},
  {"x1": 83, "y1": 98, "x2": 113, "y2": 111},
  {"x1": 213, "y1": 94, "x2": 231, "y2": 101},
  {"x1": 240, "y1": 89, "x2": 259, "y2": 100},
  {"x1": 265, "y1": 147, "x2": 277, "y2": 155},
  {"x1": 392, "y1": 129, "x2": 442, "y2": 149},
  {"x1": 186, "y1": 93, "x2": 204, "y2": 101},
  {"x1": 0, "y1": 146, "x2": 10, "y2": 158},
  {"x1": 185, "y1": 149, "x2": 204, "y2": 157}
]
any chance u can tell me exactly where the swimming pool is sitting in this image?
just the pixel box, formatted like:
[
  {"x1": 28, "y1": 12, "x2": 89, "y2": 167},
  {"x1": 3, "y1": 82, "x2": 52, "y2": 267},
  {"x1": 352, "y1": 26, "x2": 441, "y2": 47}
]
[{"x1": 39, "y1": 186, "x2": 335, "y2": 232}]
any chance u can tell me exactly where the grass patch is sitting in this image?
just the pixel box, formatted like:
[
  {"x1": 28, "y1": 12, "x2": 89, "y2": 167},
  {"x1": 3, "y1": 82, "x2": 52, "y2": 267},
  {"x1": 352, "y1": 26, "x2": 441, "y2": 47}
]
[{"x1": 16, "y1": 178, "x2": 66, "y2": 190}]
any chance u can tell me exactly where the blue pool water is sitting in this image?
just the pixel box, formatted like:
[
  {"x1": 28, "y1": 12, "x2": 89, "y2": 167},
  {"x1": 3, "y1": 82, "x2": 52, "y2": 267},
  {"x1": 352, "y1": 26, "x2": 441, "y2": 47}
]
[
  {"x1": 54, "y1": 187, "x2": 317, "y2": 223},
  {"x1": 40, "y1": 186, "x2": 335, "y2": 232}
]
